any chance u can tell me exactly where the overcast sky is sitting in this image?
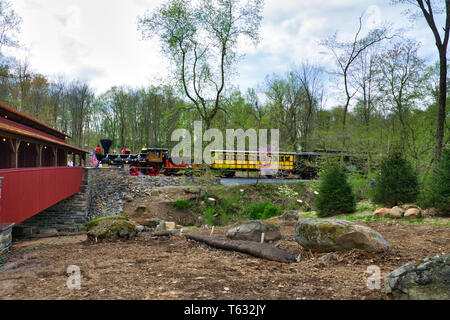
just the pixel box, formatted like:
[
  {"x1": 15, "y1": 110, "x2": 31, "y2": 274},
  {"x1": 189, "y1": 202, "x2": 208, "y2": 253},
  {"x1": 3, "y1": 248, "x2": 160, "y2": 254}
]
[{"x1": 9, "y1": 0, "x2": 444, "y2": 106}]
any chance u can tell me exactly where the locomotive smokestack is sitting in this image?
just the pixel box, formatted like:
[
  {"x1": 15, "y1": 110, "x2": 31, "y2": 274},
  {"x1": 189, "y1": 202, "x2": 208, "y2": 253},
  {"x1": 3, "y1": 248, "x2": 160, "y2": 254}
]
[{"x1": 100, "y1": 139, "x2": 113, "y2": 154}]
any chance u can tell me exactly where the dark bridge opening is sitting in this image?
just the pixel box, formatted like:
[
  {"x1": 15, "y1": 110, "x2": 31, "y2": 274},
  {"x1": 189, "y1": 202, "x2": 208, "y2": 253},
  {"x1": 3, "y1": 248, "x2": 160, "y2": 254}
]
[
  {"x1": 18, "y1": 141, "x2": 37, "y2": 168},
  {"x1": 41, "y1": 146, "x2": 55, "y2": 167},
  {"x1": 0, "y1": 137, "x2": 11, "y2": 169}
]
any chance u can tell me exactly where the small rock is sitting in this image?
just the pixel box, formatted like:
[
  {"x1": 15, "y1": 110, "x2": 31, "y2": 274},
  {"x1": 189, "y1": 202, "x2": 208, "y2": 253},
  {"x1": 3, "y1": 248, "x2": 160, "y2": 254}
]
[
  {"x1": 390, "y1": 206, "x2": 405, "y2": 219},
  {"x1": 402, "y1": 204, "x2": 419, "y2": 210},
  {"x1": 155, "y1": 221, "x2": 167, "y2": 232},
  {"x1": 143, "y1": 218, "x2": 163, "y2": 228},
  {"x1": 374, "y1": 208, "x2": 391, "y2": 218},
  {"x1": 165, "y1": 222, "x2": 176, "y2": 230},
  {"x1": 280, "y1": 211, "x2": 299, "y2": 222},
  {"x1": 135, "y1": 205, "x2": 147, "y2": 213},
  {"x1": 136, "y1": 225, "x2": 145, "y2": 232},
  {"x1": 422, "y1": 208, "x2": 440, "y2": 218},
  {"x1": 151, "y1": 190, "x2": 160, "y2": 196},
  {"x1": 404, "y1": 208, "x2": 421, "y2": 219}
]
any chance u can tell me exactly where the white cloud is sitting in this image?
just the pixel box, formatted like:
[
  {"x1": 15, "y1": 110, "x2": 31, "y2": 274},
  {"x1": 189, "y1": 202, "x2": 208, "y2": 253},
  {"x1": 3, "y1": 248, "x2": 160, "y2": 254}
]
[{"x1": 8, "y1": 0, "x2": 443, "y2": 102}]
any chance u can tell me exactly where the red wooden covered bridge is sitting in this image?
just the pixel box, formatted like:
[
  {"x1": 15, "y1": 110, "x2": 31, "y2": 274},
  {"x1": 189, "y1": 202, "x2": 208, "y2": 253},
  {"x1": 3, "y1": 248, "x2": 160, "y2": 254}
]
[{"x1": 0, "y1": 101, "x2": 89, "y2": 226}]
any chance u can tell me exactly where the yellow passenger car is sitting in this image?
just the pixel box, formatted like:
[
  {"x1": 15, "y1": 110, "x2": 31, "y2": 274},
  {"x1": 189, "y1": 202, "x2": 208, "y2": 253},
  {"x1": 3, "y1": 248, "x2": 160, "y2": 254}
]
[{"x1": 211, "y1": 150, "x2": 295, "y2": 172}]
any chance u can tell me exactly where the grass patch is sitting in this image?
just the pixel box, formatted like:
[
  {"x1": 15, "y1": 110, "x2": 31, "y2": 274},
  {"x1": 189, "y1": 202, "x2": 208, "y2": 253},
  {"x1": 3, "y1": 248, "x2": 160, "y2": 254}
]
[
  {"x1": 172, "y1": 199, "x2": 191, "y2": 210},
  {"x1": 180, "y1": 182, "x2": 314, "y2": 226},
  {"x1": 356, "y1": 203, "x2": 377, "y2": 212}
]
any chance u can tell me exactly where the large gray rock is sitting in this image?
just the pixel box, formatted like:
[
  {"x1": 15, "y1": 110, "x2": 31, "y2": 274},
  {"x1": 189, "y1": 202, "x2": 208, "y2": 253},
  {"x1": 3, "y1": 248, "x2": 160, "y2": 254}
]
[
  {"x1": 294, "y1": 218, "x2": 391, "y2": 253},
  {"x1": 385, "y1": 255, "x2": 450, "y2": 300},
  {"x1": 87, "y1": 216, "x2": 137, "y2": 241},
  {"x1": 227, "y1": 221, "x2": 282, "y2": 242}
]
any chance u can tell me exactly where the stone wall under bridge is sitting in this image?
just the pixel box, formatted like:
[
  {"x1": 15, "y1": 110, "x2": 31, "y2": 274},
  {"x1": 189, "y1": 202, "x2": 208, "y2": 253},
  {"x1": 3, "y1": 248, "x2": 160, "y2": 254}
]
[{"x1": 13, "y1": 167, "x2": 218, "y2": 237}]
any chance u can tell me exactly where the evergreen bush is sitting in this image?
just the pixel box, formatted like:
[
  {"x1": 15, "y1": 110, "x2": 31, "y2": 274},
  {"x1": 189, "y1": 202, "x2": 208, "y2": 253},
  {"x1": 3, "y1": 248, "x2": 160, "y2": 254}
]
[
  {"x1": 372, "y1": 153, "x2": 419, "y2": 207},
  {"x1": 315, "y1": 165, "x2": 356, "y2": 217},
  {"x1": 419, "y1": 147, "x2": 450, "y2": 215}
]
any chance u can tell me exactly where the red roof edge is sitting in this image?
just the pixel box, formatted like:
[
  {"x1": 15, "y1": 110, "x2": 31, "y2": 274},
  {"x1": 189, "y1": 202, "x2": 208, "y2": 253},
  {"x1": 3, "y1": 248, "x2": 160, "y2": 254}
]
[{"x1": 0, "y1": 101, "x2": 72, "y2": 139}]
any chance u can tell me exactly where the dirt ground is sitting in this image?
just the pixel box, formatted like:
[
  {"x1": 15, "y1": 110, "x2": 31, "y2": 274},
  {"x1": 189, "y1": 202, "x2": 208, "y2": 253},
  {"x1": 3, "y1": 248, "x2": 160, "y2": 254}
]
[{"x1": 0, "y1": 187, "x2": 448, "y2": 300}]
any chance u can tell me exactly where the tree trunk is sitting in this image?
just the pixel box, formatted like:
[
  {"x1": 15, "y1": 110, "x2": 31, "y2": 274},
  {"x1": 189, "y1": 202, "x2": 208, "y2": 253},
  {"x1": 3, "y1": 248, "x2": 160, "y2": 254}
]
[
  {"x1": 185, "y1": 233, "x2": 298, "y2": 263},
  {"x1": 435, "y1": 53, "x2": 447, "y2": 162}
]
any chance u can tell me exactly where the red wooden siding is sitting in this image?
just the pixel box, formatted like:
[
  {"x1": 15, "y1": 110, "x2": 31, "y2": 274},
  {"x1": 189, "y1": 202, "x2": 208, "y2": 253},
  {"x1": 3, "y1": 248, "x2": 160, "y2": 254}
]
[{"x1": 0, "y1": 167, "x2": 82, "y2": 224}]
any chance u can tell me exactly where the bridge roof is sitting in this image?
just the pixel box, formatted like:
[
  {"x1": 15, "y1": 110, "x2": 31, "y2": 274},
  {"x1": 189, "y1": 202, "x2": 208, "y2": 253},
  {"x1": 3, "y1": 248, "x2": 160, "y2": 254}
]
[
  {"x1": 0, "y1": 117, "x2": 88, "y2": 154},
  {"x1": 0, "y1": 101, "x2": 70, "y2": 140}
]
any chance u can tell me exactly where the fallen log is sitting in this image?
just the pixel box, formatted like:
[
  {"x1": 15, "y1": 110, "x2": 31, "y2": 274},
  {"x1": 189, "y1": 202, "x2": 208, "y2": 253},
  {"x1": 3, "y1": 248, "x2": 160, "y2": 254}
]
[{"x1": 185, "y1": 233, "x2": 297, "y2": 263}]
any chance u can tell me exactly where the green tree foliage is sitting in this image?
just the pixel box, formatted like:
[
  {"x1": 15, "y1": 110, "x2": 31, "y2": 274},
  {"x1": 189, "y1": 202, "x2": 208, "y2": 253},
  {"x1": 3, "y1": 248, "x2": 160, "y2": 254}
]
[
  {"x1": 315, "y1": 165, "x2": 356, "y2": 217},
  {"x1": 373, "y1": 153, "x2": 419, "y2": 207},
  {"x1": 419, "y1": 147, "x2": 450, "y2": 215}
]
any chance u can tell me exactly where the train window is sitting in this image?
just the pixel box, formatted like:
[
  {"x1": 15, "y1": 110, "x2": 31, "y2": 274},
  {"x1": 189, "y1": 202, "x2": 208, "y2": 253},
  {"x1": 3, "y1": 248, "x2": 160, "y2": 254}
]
[
  {"x1": 249, "y1": 155, "x2": 255, "y2": 161},
  {"x1": 152, "y1": 151, "x2": 160, "y2": 158},
  {"x1": 218, "y1": 154, "x2": 223, "y2": 160}
]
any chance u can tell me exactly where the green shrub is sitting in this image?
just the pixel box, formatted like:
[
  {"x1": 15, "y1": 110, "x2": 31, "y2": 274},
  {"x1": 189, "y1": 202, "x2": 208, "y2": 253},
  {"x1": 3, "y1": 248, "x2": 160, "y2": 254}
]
[
  {"x1": 419, "y1": 147, "x2": 450, "y2": 215},
  {"x1": 372, "y1": 153, "x2": 419, "y2": 207},
  {"x1": 203, "y1": 207, "x2": 216, "y2": 226},
  {"x1": 172, "y1": 199, "x2": 190, "y2": 210},
  {"x1": 246, "y1": 201, "x2": 281, "y2": 220},
  {"x1": 315, "y1": 165, "x2": 356, "y2": 217}
]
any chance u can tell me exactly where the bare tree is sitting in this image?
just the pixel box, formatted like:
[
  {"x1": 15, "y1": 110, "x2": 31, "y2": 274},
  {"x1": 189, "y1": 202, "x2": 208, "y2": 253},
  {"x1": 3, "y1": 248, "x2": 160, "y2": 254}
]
[
  {"x1": 138, "y1": 0, "x2": 263, "y2": 129},
  {"x1": 392, "y1": 0, "x2": 449, "y2": 162},
  {"x1": 66, "y1": 81, "x2": 94, "y2": 147},
  {"x1": 321, "y1": 16, "x2": 392, "y2": 127},
  {"x1": 0, "y1": 0, "x2": 21, "y2": 54}
]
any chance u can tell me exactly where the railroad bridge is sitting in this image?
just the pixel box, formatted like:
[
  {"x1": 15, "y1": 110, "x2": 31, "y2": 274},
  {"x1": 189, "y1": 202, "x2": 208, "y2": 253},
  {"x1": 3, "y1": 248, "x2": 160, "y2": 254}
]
[{"x1": 0, "y1": 101, "x2": 89, "y2": 255}]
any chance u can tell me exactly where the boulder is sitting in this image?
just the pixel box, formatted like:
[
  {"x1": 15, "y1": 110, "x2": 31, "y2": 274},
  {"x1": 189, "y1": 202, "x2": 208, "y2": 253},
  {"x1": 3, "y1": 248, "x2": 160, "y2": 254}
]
[
  {"x1": 143, "y1": 218, "x2": 164, "y2": 228},
  {"x1": 165, "y1": 222, "x2": 176, "y2": 230},
  {"x1": 87, "y1": 216, "x2": 137, "y2": 241},
  {"x1": 374, "y1": 208, "x2": 391, "y2": 218},
  {"x1": 135, "y1": 205, "x2": 147, "y2": 213},
  {"x1": 390, "y1": 206, "x2": 405, "y2": 219},
  {"x1": 402, "y1": 204, "x2": 419, "y2": 210},
  {"x1": 404, "y1": 208, "x2": 422, "y2": 219},
  {"x1": 422, "y1": 208, "x2": 440, "y2": 218},
  {"x1": 155, "y1": 220, "x2": 167, "y2": 232},
  {"x1": 294, "y1": 218, "x2": 391, "y2": 253},
  {"x1": 280, "y1": 211, "x2": 299, "y2": 222},
  {"x1": 385, "y1": 255, "x2": 450, "y2": 300},
  {"x1": 226, "y1": 221, "x2": 282, "y2": 242}
]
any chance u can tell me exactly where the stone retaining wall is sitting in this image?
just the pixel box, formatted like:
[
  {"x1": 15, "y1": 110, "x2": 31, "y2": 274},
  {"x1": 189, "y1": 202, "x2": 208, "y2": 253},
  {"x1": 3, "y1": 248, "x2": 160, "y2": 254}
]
[
  {"x1": 0, "y1": 223, "x2": 14, "y2": 256},
  {"x1": 12, "y1": 167, "x2": 219, "y2": 237},
  {"x1": 87, "y1": 167, "x2": 219, "y2": 218}
]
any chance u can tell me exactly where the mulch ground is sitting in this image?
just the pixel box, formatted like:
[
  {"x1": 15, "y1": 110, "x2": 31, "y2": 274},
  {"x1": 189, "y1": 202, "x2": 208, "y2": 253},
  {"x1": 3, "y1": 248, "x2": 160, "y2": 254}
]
[{"x1": 0, "y1": 220, "x2": 448, "y2": 300}]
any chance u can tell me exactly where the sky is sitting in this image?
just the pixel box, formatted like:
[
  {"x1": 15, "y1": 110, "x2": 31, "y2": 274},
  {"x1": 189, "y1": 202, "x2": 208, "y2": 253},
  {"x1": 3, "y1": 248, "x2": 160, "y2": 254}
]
[{"x1": 9, "y1": 0, "x2": 444, "y2": 107}]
